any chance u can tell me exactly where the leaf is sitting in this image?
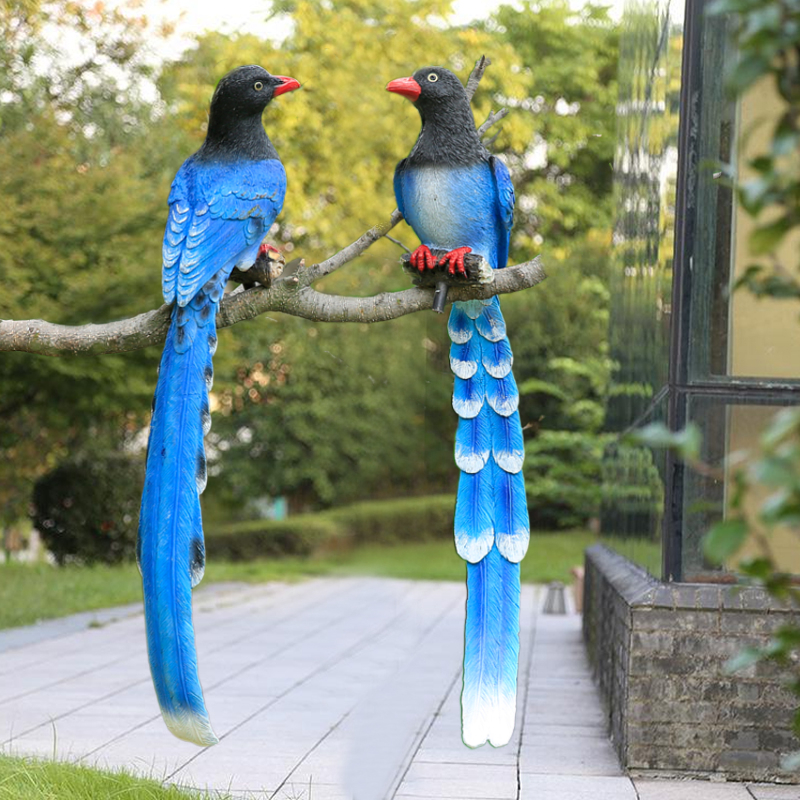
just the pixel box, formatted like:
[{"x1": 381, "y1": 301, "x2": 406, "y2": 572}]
[
  {"x1": 703, "y1": 518, "x2": 748, "y2": 563},
  {"x1": 749, "y1": 216, "x2": 792, "y2": 255},
  {"x1": 780, "y1": 752, "x2": 800, "y2": 771},
  {"x1": 739, "y1": 556, "x2": 772, "y2": 580},
  {"x1": 628, "y1": 422, "x2": 702, "y2": 463},
  {"x1": 724, "y1": 645, "x2": 764, "y2": 674}
]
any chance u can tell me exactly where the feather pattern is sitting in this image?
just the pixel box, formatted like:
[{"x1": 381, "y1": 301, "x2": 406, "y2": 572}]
[
  {"x1": 141, "y1": 70, "x2": 291, "y2": 745},
  {"x1": 138, "y1": 270, "x2": 227, "y2": 746},
  {"x1": 390, "y1": 70, "x2": 528, "y2": 748},
  {"x1": 462, "y1": 545, "x2": 520, "y2": 748}
]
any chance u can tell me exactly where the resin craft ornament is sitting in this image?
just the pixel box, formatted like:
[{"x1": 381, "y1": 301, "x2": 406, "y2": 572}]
[
  {"x1": 388, "y1": 66, "x2": 530, "y2": 748},
  {"x1": 138, "y1": 65, "x2": 299, "y2": 745}
]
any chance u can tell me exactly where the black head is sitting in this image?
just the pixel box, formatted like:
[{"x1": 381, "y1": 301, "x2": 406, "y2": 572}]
[
  {"x1": 209, "y1": 65, "x2": 300, "y2": 120},
  {"x1": 386, "y1": 66, "x2": 469, "y2": 117},
  {"x1": 386, "y1": 65, "x2": 484, "y2": 166},
  {"x1": 202, "y1": 65, "x2": 299, "y2": 159}
]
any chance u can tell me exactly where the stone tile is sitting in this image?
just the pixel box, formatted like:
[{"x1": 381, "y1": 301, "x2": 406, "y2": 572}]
[
  {"x1": 634, "y1": 779, "x2": 755, "y2": 799},
  {"x1": 519, "y1": 773, "x2": 637, "y2": 799},
  {"x1": 519, "y1": 739, "x2": 622, "y2": 776},
  {"x1": 747, "y1": 785, "x2": 800, "y2": 800}
]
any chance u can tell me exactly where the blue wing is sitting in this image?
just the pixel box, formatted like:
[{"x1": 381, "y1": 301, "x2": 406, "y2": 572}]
[
  {"x1": 162, "y1": 157, "x2": 287, "y2": 306},
  {"x1": 393, "y1": 158, "x2": 406, "y2": 217},
  {"x1": 489, "y1": 156, "x2": 515, "y2": 270}
]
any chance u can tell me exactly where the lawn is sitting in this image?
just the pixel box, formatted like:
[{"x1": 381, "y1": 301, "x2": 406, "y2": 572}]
[
  {"x1": 0, "y1": 754, "x2": 223, "y2": 800},
  {"x1": 0, "y1": 531, "x2": 660, "y2": 631}
]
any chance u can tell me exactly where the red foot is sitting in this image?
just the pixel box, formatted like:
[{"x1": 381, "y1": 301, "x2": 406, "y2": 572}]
[
  {"x1": 438, "y1": 246, "x2": 472, "y2": 276},
  {"x1": 410, "y1": 244, "x2": 435, "y2": 272}
]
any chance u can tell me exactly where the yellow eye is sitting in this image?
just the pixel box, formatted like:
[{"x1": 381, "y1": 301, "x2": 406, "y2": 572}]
[
  {"x1": 427, "y1": 73, "x2": 438, "y2": 83},
  {"x1": 254, "y1": 81, "x2": 264, "y2": 90}
]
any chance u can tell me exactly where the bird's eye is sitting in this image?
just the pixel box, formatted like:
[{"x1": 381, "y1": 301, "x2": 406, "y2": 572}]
[
  {"x1": 427, "y1": 73, "x2": 438, "y2": 83},
  {"x1": 254, "y1": 81, "x2": 264, "y2": 91}
]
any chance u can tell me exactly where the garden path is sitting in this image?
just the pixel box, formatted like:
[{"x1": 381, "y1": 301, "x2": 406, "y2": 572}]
[{"x1": 0, "y1": 577, "x2": 792, "y2": 799}]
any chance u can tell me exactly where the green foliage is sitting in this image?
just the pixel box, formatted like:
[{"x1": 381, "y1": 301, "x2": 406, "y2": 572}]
[
  {"x1": 492, "y1": 1, "x2": 619, "y2": 252},
  {"x1": 525, "y1": 430, "x2": 612, "y2": 528},
  {"x1": 708, "y1": 0, "x2": 800, "y2": 299},
  {"x1": 629, "y1": 422, "x2": 702, "y2": 464},
  {"x1": 32, "y1": 453, "x2": 143, "y2": 565},
  {"x1": 206, "y1": 494, "x2": 455, "y2": 559},
  {"x1": 0, "y1": 4, "x2": 185, "y2": 526},
  {"x1": 2, "y1": 0, "x2": 620, "y2": 532},
  {"x1": 206, "y1": 516, "x2": 342, "y2": 560},
  {"x1": 0, "y1": 754, "x2": 218, "y2": 800}
]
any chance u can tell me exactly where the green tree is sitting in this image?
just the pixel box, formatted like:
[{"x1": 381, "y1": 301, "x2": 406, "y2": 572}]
[{"x1": 0, "y1": 1, "x2": 180, "y2": 526}]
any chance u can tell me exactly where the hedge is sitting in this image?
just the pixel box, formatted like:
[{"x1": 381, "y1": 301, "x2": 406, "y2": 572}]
[{"x1": 205, "y1": 494, "x2": 455, "y2": 561}]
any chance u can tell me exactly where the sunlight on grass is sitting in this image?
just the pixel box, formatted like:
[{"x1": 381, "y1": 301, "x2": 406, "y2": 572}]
[
  {"x1": 0, "y1": 754, "x2": 232, "y2": 800},
  {"x1": 0, "y1": 532, "x2": 660, "y2": 631}
]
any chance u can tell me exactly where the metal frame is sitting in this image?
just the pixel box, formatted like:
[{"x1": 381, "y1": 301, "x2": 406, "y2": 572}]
[{"x1": 663, "y1": 0, "x2": 800, "y2": 581}]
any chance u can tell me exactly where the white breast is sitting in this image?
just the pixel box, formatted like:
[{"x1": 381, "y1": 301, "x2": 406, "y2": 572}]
[{"x1": 406, "y1": 166, "x2": 464, "y2": 250}]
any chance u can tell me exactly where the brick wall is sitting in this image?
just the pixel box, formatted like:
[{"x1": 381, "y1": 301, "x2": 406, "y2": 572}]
[{"x1": 583, "y1": 544, "x2": 799, "y2": 782}]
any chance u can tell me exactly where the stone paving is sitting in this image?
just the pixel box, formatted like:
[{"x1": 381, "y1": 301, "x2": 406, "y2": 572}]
[{"x1": 0, "y1": 576, "x2": 798, "y2": 799}]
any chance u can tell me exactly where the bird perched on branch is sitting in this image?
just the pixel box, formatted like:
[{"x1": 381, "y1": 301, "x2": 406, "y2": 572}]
[
  {"x1": 138, "y1": 65, "x2": 299, "y2": 746},
  {"x1": 387, "y1": 66, "x2": 529, "y2": 748}
]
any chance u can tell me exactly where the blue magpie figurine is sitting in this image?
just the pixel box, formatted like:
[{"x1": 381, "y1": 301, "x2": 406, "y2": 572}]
[
  {"x1": 387, "y1": 66, "x2": 529, "y2": 748},
  {"x1": 138, "y1": 65, "x2": 299, "y2": 745}
]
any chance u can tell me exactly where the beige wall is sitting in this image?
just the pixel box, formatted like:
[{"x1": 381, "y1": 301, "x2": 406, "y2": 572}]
[{"x1": 729, "y1": 77, "x2": 800, "y2": 378}]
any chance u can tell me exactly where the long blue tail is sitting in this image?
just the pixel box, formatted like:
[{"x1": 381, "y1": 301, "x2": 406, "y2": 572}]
[
  {"x1": 450, "y1": 296, "x2": 529, "y2": 748},
  {"x1": 137, "y1": 268, "x2": 228, "y2": 746}
]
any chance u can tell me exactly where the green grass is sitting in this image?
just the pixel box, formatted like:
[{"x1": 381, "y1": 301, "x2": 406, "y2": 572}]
[
  {"x1": 0, "y1": 532, "x2": 661, "y2": 631},
  {"x1": 0, "y1": 754, "x2": 229, "y2": 799}
]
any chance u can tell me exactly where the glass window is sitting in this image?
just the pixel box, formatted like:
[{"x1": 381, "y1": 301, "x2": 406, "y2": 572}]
[{"x1": 682, "y1": 397, "x2": 800, "y2": 581}]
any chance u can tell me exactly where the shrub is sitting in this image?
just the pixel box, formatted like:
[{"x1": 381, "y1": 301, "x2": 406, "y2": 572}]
[
  {"x1": 525, "y1": 430, "x2": 612, "y2": 530},
  {"x1": 205, "y1": 494, "x2": 456, "y2": 560},
  {"x1": 32, "y1": 453, "x2": 143, "y2": 565},
  {"x1": 328, "y1": 494, "x2": 455, "y2": 545},
  {"x1": 205, "y1": 516, "x2": 342, "y2": 561}
]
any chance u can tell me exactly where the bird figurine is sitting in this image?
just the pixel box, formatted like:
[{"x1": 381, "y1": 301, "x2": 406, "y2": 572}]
[
  {"x1": 387, "y1": 66, "x2": 529, "y2": 748},
  {"x1": 138, "y1": 65, "x2": 299, "y2": 745}
]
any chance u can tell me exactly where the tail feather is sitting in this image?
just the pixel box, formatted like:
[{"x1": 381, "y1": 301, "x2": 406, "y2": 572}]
[
  {"x1": 450, "y1": 298, "x2": 528, "y2": 748},
  {"x1": 138, "y1": 268, "x2": 228, "y2": 746},
  {"x1": 462, "y1": 546, "x2": 520, "y2": 748},
  {"x1": 455, "y1": 469, "x2": 494, "y2": 563}
]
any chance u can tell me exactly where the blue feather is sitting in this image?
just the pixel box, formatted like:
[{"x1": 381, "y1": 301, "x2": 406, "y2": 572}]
[
  {"x1": 448, "y1": 303, "x2": 474, "y2": 344},
  {"x1": 486, "y1": 371, "x2": 520, "y2": 417},
  {"x1": 450, "y1": 334, "x2": 480, "y2": 380},
  {"x1": 138, "y1": 272, "x2": 227, "y2": 746},
  {"x1": 491, "y1": 409, "x2": 525, "y2": 474},
  {"x1": 454, "y1": 412, "x2": 490, "y2": 474},
  {"x1": 462, "y1": 545, "x2": 519, "y2": 748},
  {"x1": 474, "y1": 297, "x2": 506, "y2": 342},
  {"x1": 454, "y1": 467, "x2": 494, "y2": 563},
  {"x1": 142, "y1": 148, "x2": 287, "y2": 745},
  {"x1": 492, "y1": 460, "x2": 530, "y2": 563},
  {"x1": 392, "y1": 128, "x2": 526, "y2": 749},
  {"x1": 452, "y1": 369, "x2": 485, "y2": 420},
  {"x1": 481, "y1": 336, "x2": 513, "y2": 379}
]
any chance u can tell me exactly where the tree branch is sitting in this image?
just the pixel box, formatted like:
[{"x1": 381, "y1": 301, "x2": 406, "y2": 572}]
[
  {"x1": 465, "y1": 55, "x2": 490, "y2": 101},
  {"x1": 0, "y1": 55, "x2": 530, "y2": 358},
  {"x1": 0, "y1": 257, "x2": 545, "y2": 356}
]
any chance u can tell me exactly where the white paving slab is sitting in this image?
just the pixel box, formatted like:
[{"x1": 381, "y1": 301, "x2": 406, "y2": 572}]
[
  {"x1": 2, "y1": 575, "x2": 794, "y2": 799},
  {"x1": 634, "y1": 778, "x2": 754, "y2": 799}
]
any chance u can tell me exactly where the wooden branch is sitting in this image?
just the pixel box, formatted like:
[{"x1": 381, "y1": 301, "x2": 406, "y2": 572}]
[
  {"x1": 0, "y1": 257, "x2": 545, "y2": 356},
  {"x1": 0, "y1": 55, "x2": 527, "y2": 358},
  {"x1": 465, "y1": 55, "x2": 490, "y2": 101},
  {"x1": 299, "y1": 210, "x2": 402, "y2": 286}
]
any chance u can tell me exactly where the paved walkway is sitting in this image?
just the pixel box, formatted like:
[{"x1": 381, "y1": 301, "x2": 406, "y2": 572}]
[{"x1": 0, "y1": 577, "x2": 797, "y2": 799}]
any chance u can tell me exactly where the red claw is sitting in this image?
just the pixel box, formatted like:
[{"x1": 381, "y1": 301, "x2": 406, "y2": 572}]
[
  {"x1": 438, "y1": 246, "x2": 472, "y2": 276},
  {"x1": 410, "y1": 244, "x2": 435, "y2": 272}
]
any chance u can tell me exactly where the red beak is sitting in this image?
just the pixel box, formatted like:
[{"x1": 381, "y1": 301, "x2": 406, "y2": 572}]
[
  {"x1": 273, "y1": 76, "x2": 300, "y2": 97},
  {"x1": 386, "y1": 76, "x2": 421, "y2": 102}
]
